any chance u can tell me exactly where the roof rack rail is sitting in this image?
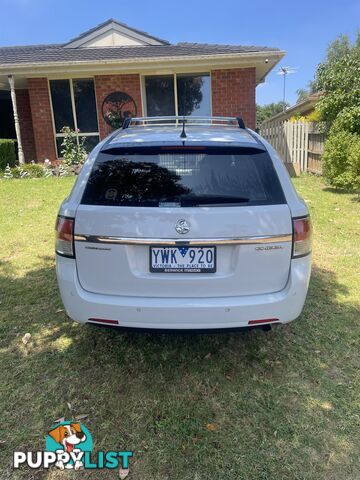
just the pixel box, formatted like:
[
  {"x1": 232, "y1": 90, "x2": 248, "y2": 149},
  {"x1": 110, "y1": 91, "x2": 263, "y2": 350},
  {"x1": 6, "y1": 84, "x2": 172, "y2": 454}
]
[{"x1": 121, "y1": 116, "x2": 246, "y2": 130}]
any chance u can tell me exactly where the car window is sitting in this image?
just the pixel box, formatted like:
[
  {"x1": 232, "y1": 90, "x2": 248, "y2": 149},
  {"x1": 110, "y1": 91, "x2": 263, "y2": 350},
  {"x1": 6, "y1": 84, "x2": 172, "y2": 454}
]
[{"x1": 81, "y1": 148, "x2": 286, "y2": 207}]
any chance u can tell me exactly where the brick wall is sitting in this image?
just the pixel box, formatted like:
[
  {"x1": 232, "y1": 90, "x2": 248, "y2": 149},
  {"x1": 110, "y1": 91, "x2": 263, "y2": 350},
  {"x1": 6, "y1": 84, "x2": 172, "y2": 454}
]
[
  {"x1": 94, "y1": 74, "x2": 143, "y2": 139},
  {"x1": 211, "y1": 68, "x2": 256, "y2": 129},
  {"x1": 16, "y1": 89, "x2": 36, "y2": 162},
  {"x1": 21, "y1": 71, "x2": 255, "y2": 161},
  {"x1": 28, "y1": 78, "x2": 57, "y2": 161}
]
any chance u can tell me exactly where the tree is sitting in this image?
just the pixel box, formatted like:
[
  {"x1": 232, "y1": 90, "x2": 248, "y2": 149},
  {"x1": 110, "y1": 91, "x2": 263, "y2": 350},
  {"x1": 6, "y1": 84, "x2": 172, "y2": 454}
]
[
  {"x1": 314, "y1": 33, "x2": 360, "y2": 128},
  {"x1": 294, "y1": 36, "x2": 353, "y2": 108},
  {"x1": 316, "y1": 32, "x2": 360, "y2": 192},
  {"x1": 295, "y1": 78, "x2": 318, "y2": 104},
  {"x1": 256, "y1": 101, "x2": 288, "y2": 127},
  {"x1": 296, "y1": 88, "x2": 310, "y2": 103},
  {"x1": 325, "y1": 34, "x2": 352, "y2": 63}
]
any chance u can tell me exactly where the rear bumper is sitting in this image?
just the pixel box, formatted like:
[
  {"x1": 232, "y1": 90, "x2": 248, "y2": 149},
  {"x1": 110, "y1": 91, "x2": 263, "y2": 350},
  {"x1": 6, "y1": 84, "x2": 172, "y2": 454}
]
[{"x1": 56, "y1": 255, "x2": 311, "y2": 330}]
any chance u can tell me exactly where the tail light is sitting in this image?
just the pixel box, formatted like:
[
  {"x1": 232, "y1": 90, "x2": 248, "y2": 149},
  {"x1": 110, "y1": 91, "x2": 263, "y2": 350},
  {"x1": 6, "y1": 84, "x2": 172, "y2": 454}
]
[
  {"x1": 292, "y1": 215, "x2": 312, "y2": 258},
  {"x1": 55, "y1": 216, "x2": 74, "y2": 258}
]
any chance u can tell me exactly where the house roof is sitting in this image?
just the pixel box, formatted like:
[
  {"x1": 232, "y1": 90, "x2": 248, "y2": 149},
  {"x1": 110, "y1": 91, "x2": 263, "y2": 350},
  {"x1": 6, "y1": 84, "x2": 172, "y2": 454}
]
[
  {"x1": 263, "y1": 92, "x2": 323, "y2": 123},
  {"x1": 64, "y1": 18, "x2": 170, "y2": 46},
  {"x1": 0, "y1": 42, "x2": 281, "y2": 65},
  {"x1": 0, "y1": 19, "x2": 285, "y2": 88}
]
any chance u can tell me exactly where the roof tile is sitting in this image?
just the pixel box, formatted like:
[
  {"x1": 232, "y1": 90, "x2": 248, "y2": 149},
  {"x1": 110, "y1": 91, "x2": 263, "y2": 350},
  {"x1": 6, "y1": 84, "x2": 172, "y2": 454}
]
[{"x1": 0, "y1": 43, "x2": 280, "y2": 65}]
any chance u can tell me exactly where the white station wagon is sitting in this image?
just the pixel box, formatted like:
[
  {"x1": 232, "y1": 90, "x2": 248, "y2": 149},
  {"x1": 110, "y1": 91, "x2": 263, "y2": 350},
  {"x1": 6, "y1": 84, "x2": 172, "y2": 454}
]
[{"x1": 56, "y1": 116, "x2": 311, "y2": 332}]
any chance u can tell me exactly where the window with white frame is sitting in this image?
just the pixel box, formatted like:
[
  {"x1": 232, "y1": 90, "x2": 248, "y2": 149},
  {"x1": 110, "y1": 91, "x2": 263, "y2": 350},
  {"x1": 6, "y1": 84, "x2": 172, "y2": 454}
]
[
  {"x1": 49, "y1": 79, "x2": 99, "y2": 157},
  {"x1": 144, "y1": 73, "x2": 211, "y2": 117}
]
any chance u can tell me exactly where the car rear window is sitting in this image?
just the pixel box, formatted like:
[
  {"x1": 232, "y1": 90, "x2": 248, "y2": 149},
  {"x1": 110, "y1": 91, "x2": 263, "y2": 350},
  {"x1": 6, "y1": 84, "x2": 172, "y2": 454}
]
[{"x1": 81, "y1": 147, "x2": 286, "y2": 207}]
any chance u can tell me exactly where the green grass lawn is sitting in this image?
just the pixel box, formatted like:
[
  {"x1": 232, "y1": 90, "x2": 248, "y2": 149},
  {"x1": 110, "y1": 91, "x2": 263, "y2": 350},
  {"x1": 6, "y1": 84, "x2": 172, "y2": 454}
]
[{"x1": 0, "y1": 175, "x2": 359, "y2": 480}]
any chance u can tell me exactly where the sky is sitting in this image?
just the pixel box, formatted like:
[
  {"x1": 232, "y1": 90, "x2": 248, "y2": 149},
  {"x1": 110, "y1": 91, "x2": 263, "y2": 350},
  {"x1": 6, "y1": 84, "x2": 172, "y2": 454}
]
[{"x1": 0, "y1": 0, "x2": 359, "y2": 106}]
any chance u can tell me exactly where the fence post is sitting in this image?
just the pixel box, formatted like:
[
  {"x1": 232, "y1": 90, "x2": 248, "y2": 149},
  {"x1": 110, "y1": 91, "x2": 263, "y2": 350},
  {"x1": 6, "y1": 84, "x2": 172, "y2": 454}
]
[{"x1": 304, "y1": 122, "x2": 309, "y2": 172}]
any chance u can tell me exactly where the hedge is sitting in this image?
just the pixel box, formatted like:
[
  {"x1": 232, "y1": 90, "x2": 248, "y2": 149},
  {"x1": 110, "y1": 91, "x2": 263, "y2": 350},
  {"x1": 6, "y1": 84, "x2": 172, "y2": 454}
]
[{"x1": 0, "y1": 139, "x2": 16, "y2": 170}]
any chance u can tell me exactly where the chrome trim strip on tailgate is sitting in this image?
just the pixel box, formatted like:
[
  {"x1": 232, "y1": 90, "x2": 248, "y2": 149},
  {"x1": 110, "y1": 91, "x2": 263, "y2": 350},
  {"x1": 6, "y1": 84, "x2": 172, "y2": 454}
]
[{"x1": 74, "y1": 234, "x2": 292, "y2": 246}]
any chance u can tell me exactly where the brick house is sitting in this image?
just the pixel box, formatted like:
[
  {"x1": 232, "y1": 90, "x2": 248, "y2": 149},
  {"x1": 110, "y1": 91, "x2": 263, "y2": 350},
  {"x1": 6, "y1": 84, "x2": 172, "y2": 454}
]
[{"x1": 0, "y1": 19, "x2": 284, "y2": 162}]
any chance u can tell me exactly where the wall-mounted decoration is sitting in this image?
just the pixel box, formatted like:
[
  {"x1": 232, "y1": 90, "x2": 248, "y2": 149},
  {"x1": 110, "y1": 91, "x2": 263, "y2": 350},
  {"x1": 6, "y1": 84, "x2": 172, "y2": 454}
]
[{"x1": 102, "y1": 92, "x2": 137, "y2": 129}]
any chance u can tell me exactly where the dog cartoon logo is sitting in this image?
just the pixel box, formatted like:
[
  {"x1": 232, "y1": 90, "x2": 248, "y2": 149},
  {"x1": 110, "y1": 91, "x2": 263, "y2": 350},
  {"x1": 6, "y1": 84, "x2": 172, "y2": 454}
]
[
  {"x1": 46, "y1": 421, "x2": 93, "y2": 470},
  {"x1": 14, "y1": 421, "x2": 132, "y2": 473}
]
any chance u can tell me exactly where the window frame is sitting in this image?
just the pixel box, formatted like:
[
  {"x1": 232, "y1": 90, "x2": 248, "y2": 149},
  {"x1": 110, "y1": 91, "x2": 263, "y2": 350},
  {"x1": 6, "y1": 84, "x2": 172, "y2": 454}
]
[
  {"x1": 141, "y1": 72, "x2": 212, "y2": 118},
  {"x1": 48, "y1": 78, "x2": 100, "y2": 158}
]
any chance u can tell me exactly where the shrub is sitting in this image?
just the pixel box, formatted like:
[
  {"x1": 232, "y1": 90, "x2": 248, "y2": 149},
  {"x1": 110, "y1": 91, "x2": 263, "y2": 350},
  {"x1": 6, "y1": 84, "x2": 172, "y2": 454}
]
[
  {"x1": 10, "y1": 166, "x2": 30, "y2": 178},
  {"x1": 322, "y1": 131, "x2": 357, "y2": 189},
  {"x1": 306, "y1": 110, "x2": 321, "y2": 122},
  {"x1": 289, "y1": 111, "x2": 321, "y2": 123},
  {"x1": 60, "y1": 127, "x2": 87, "y2": 166},
  {"x1": 53, "y1": 163, "x2": 71, "y2": 177},
  {"x1": 349, "y1": 136, "x2": 360, "y2": 192},
  {"x1": 22, "y1": 163, "x2": 46, "y2": 177},
  {"x1": 289, "y1": 114, "x2": 305, "y2": 122},
  {"x1": 1, "y1": 161, "x2": 80, "y2": 179},
  {"x1": 10, "y1": 163, "x2": 45, "y2": 178},
  {"x1": 0, "y1": 139, "x2": 16, "y2": 170},
  {"x1": 323, "y1": 107, "x2": 360, "y2": 192}
]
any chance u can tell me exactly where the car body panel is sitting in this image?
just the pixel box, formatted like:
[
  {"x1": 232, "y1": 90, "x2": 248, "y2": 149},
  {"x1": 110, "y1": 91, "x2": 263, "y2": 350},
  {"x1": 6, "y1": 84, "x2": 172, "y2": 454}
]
[
  {"x1": 74, "y1": 204, "x2": 292, "y2": 297},
  {"x1": 56, "y1": 121, "x2": 311, "y2": 329},
  {"x1": 56, "y1": 254, "x2": 311, "y2": 328}
]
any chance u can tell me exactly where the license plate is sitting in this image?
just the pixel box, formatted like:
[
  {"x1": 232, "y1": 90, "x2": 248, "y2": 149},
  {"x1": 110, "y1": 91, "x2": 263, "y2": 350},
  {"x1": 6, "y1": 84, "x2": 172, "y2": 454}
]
[{"x1": 150, "y1": 246, "x2": 216, "y2": 273}]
